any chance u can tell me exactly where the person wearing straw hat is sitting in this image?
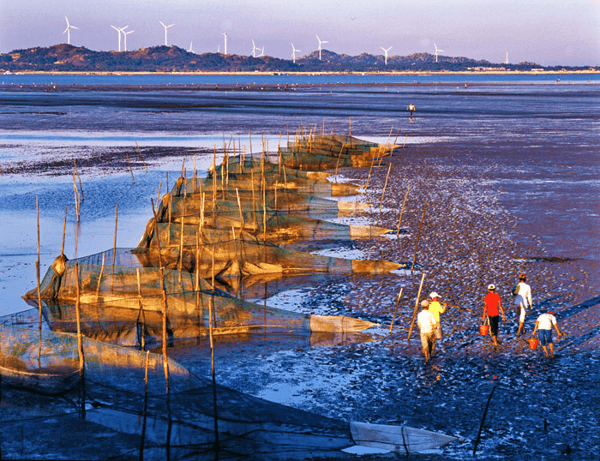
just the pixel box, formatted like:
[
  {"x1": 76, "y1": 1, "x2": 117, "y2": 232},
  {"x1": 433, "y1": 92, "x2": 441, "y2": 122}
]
[
  {"x1": 532, "y1": 310, "x2": 562, "y2": 359},
  {"x1": 417, "y1": 300, "x2": 436, "y2": 362},
  {"x1": 428, "y1": 291, "x2": 447, "y2": 353},
  {"x1": 512, "y1": 273, "x2": 532, "y2": 337},
  {"x1": 482, "y1": 284, "x2": 505, "y2": 347}
]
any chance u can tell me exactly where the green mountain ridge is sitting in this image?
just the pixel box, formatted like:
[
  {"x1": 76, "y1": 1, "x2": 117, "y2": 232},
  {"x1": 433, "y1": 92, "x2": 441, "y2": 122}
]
[{"x1": 0, "y1": 44, "x2": 594, "y2": 73}]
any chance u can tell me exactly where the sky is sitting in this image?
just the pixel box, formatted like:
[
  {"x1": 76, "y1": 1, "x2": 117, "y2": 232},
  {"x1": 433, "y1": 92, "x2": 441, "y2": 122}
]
[{"x1": 1, "y1": 0, "x2": 599, "y2": 66}]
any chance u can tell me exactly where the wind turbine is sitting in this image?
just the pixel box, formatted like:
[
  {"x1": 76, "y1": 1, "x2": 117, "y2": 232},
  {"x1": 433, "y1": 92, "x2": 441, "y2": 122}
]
[
  {"x1": 160, "y1": 21, "x2": 174, "y2": 46},
  {"x1": 123, "y1": 29, "x2": 134, "y2": 52},
  {"x1": 258, "y1": 46, "x2": 265, "y2": 58},
  {"x1": 251, "y1": 39, "x2": 259, "y2": 58},
  {"x1": 316, "y1": 34, "x2": 328, "y2": 61},
  {"x1": 222, "y1": 32, "x2": 228, "y2": 55},
  {"x1": 111, "y1": 25, "x2": 122, "y2": 51},
  {"x1": 380, "y1": 46, "x2": 392, "y2": 66},
  {"x1": 188, "y1": 42, "x2": 194, "y2": 53},
  {"x1": 291, "y1": 43, "x2": 301, "y2": 64},
  {"x1": 63, "y1": 16, "x2": 79, "y2": 45},
  {"x1": 434, "y1": 43, "x2": 444, "y2": 63}
]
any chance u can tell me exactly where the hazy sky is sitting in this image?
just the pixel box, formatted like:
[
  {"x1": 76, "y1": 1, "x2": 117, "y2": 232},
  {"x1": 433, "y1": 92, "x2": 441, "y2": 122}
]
[{"x1": 1, "y1": 0, "x2": 598, "y2": 66}]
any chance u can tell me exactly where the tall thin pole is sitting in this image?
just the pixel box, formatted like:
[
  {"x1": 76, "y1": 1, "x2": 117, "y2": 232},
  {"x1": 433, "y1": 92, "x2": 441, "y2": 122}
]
[
  {"x1": 396, "y1": 185, "x2": 410, "y2": 237},
  {"x1": 411, "y1": 201, "x2": 427, "y2": 274},
  {"x1": 389, "y1": 287, "x2": 404, "y2": 333},
  {"x1": 111, "y1": 203, "x2": 119, "y2": 279},
  {"x1": 407, "y1": 273, "x2": 426, "y2": 340},
  {"x1": 379, "y1": 162, "x2": 393, "y2": 211},
  {"x1": 36, "y1": 196, "x2": 43, "y2": 367}
]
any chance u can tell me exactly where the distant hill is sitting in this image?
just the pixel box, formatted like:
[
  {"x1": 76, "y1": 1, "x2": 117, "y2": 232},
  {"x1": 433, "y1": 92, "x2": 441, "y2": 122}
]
[{"x1": 0, "y1": 44, "x2": 595, "y2": 73}]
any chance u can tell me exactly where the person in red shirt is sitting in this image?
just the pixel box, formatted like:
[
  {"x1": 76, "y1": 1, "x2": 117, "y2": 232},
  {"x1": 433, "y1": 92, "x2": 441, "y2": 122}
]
[{"x1": 482, "y1": 284, "x2": 506, "y2": 346}]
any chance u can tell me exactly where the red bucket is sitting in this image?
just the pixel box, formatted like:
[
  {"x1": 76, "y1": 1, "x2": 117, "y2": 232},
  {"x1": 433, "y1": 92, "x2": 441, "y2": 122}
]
[
  {"x1": 528, "y1": 338, "x2": 538, "y2": 350},
  {"x1": 479, "y1": 324, "x2": 489, "y2": 336}
]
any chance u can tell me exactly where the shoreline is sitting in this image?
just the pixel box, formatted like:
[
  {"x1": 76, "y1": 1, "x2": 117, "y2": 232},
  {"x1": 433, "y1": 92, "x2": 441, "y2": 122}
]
[{"x1": 6, "y1": 69, "x2": 600, "y2": 77}]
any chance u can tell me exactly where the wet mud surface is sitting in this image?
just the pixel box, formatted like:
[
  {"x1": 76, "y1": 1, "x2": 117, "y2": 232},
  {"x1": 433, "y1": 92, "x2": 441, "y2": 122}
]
[{"x1": 0, "y1": 83, "x2": 599, "y2": 459}]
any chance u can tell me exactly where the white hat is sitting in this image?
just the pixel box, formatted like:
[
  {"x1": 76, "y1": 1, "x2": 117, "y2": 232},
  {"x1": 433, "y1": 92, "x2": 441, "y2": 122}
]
[
  {"x1": 421, "y1": 300, "x2": 430, "y2": 308},
  {"x1": 487, "y1": 284, "x2": 496, "y2": 290},
  {"x1": 429, "y1": 292, "x2": 440, "y2": 299}
]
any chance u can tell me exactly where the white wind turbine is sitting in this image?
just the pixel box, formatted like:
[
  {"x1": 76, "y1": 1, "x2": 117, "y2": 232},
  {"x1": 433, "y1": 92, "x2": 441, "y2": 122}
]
[
  {"x1": 223, "y1": 32, "x2": 228, "y2": 55},
  {"x1": 291, "y1": 43, "x2": 301, "y2": 64},
  {"x1": 160, "y1": 21, "x2": 174, "y2": 46},
  {"x1": 380, "y1": 46, "x2": 392, "y2": 66},
  {"x1": 434, "y1": 43, "x2": 444, "y2": 63},
  {"x1": 251, "y1": 39, "x2": 259, "y2": 58},
  {"x1": 111, "y1": 25, "x2": 123, "y2": 52},
  {"x1": 316, "y1": 34, "x2": 328, "y2": 61},
  {"x1": 63, "y1": 16, "x2": 79, "y2": 45},
  {"x1": 123, "y1": 29, "x2": 134, "y2": 52},
  {"x1": 188, "y1": 42, "x2": 194, "y2": 53}
]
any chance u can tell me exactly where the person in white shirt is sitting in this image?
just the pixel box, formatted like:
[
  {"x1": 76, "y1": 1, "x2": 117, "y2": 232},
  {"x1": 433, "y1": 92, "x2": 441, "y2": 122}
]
[
  {"x1": 513, "y1": 273, "x2": 532, "y2": 337},
  {"x1": 532, "y1": 310, "x2": 562, "y2": 359},
  {"x1": 417, "y1": 300, "x2": 436, "y2": 362}
]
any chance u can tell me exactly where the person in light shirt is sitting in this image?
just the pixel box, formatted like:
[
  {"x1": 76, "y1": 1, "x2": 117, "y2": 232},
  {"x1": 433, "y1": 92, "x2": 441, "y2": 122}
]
[
  {"x1": 428, "y1": 291, "x2": 447, "y2": 354},
  {"x1": 417, "y1": 300, "x2": 436, "y2": 363},
  {"x1": 532, "y1": 310, "x2": 563, "y2": 359},
  {"x1": 512, "y1": 273, "x2": 532, "y2": 337}
]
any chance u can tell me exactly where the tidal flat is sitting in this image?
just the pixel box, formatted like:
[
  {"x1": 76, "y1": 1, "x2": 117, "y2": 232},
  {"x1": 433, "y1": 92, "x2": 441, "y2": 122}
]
[{"x1": 0, "y1": 81, "x2": 598, "y2": 460}]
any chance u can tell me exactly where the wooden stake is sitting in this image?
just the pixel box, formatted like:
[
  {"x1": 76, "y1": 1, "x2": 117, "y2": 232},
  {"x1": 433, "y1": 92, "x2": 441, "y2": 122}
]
[
  {"x1": 473, "y1": 385, "x2": 496, "y2": 455},
  {"x1": 61, "y1": 205, "x2": 67, "y2": 256},
  {"x1": 74, "y1": 262, "x2": 86, "y2": 420},
  {"x1": 389, "y1": 288, "x2": 404, "y2": 333},
  {"x1": 36, "y1": 196, "x2": 43, "y2": 367},
  {"x1": 96, "y1": 253, "x2": 105, "y2": 296},
  {"x1": 411, "y1": 201, "x2": 427, "y2": 274},
  {"x1": 396, "y1": 185, "x2": 411, "y2": 237},
  {"x1": 364, "y1": 156, "x2": 375, "y2": 193},
  {"x1": 136, "y1": 268, "x2": 146, "y2": 351},
  {"x1": 135, "y1": 142, "x2": 148, "y2": 172},
  {"x1": 208, "y1": 294, "x2": 220, "y2": 451},
  {"x1": 407, "y1": 273, "x2": 426, "y2": 340},
  {"x1": 236, "y1": 188, "x2": 244, "y2": 230},
  {"x1": 111, "y1": 203, "x2": 118, "y2": 278},
  {"x1": 73, "y1": 160, "x2": 84, "y2": 202},
  {"x1": 159, "y1": 267, "x2": 170, "y2": 395},
  {"x1": 126, "y1": 151, "x2": 135, "y2": 184},
  {"x1": 379, "y1": 162, "x2": 393, "y2": 211},
  {"x1": 72, "y1": 172, "x2": 81, "y2": 222}
]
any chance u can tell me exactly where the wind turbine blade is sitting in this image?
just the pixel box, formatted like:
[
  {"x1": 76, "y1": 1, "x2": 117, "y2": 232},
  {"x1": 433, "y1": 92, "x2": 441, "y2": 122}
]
[
  {"x1": 71, "y1": 26, "x2": 79, "y2": 30},
  {"x1": 160, "y1": 21, "x2": 166, "y2": 28},
  {"x1": 65, "y1": 16, "x2": 70, "y2": 26},
  {"x1": 63, "y1": 27, "x2": 69, "y2": 34}
]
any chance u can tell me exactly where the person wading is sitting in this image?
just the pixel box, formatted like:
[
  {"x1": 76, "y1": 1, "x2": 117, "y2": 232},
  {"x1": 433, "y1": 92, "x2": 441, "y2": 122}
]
[
  {"x1": 532, "y1": 310, "x2": 562, "y2": 359},
  {"x1": 482, "y1": 284, "x2": 505, "y2": 347},
  {"x1": 512, "y1": 273, "x2": 532, "y2": 337},
  {"x1": 428, "y1": 291, "x2": 447, "y2": 354},
  {"x1": 417, "y1": 300, "x2": 436, "y2": 363}
]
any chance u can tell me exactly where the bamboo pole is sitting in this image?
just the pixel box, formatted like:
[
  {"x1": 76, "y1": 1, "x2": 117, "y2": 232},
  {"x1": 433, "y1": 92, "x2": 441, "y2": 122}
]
[
  {"x1": 61, "y1": 205, "x2": 67, "y2": 256},
  {"x1": 136, "y1": 268, "x2": 145, "y2": 351},
  {"x1": 411, "y1": 201, "x2": 427, "y2": 274},
  {"x1": 73, "y1": 160, "x2": 84, "y2": 202},
  {"x1": 135, "y1": 142, "x2": 148, "y2": 172},
  {"x1": 96, "y1": 253, "x2": 105, "y2": 296},
  {"x1": 72, "y1": 172, "x2": 80, "y2": 222},
  {"x1": 389, "y1": 287, "x2": 404, "y2": 333},
  {"x1": 111, "y1": 203, "x2": 118, "y2": 279},
  {"x1": 379, "y1": 162, "x2": 393, "y2": 211},
  {"x1": 473, "y1": 385, "x2": 496, "y2": 455},
  {"x1": 159, "y1": 267, "x2": 170, "y2": 395},
  {"x1": 74, "y1": 262, "x2": 86, "y2": 420},
  {"x1": 150, "y1": 198, "x2": 164, "y2": 269},
  {"x1": 396, "y1": 185, "x2": 411, "y2": 237},
  {"x1": 334, "y1": 144, "x2": 345, "y2": 183},
  {"x1": 36, "y1": 196, "x2": 43, "y2": 368},
  {"x1": 236, "y1": 188, "x2": 244, "y2": 230},
  {"x1": 407, "y1": 273, "x2": 426, "y2": 340},
  {"x1": 364, "y1": 156, "x2": 375, "y2": 193},
  {"x1": 140, "y1": 350, "x2": 150, "y2": 460},
  {"x1": 208, "y1": 294, "x2": 220, "y2": 451},
  {"x1": 126, "y1": 151, "x2": 135, "y2": 184}
]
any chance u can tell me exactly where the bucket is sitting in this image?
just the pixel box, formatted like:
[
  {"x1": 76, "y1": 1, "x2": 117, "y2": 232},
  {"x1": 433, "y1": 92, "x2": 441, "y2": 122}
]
[
  {"x1": 528, "y1": 338, "x2": 538, "y2": 350},
  {"x1": 479, "y1": 324, "x2": 489, "y2": 336}
]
